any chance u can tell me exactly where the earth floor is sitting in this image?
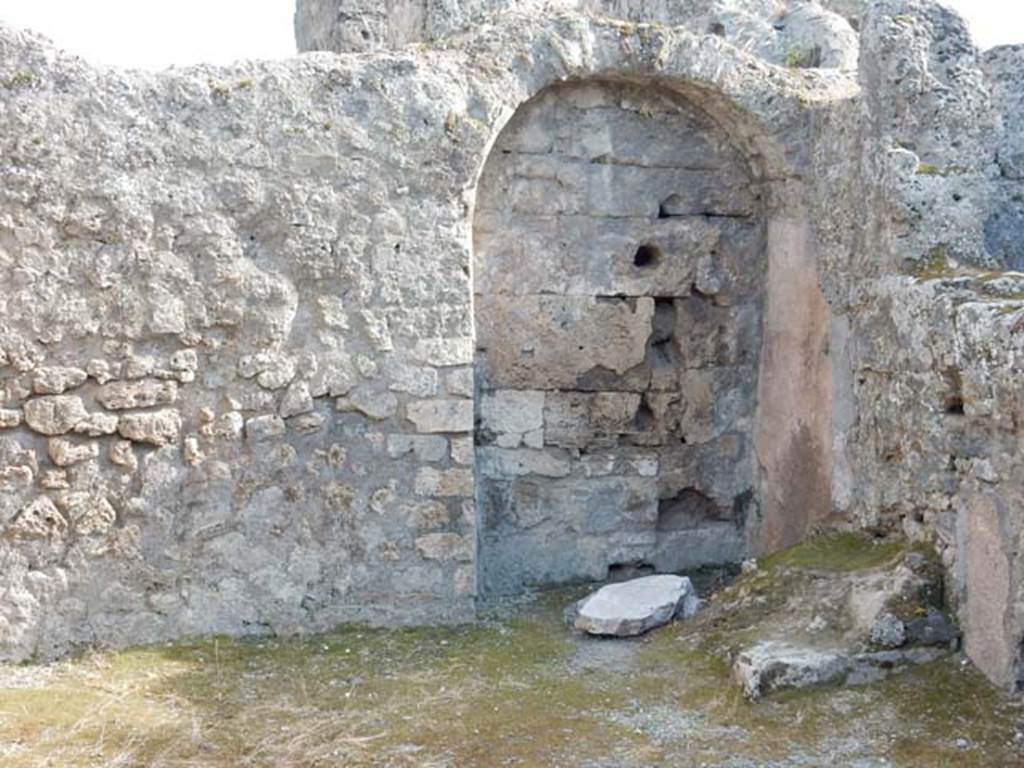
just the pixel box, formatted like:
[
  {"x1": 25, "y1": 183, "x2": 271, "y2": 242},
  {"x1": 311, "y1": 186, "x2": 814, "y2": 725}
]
[{"x1": 2, "y1": 536, "x2": 1023, "y2": 767}]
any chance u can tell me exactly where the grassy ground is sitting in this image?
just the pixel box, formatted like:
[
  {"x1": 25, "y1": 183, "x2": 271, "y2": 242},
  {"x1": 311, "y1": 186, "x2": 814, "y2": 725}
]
[{"x1": 1, "y1": 535, "x2": 1022, "y2": 767}]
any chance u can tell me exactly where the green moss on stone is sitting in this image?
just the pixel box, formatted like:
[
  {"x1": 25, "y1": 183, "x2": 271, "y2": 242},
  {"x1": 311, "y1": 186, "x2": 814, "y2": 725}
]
[{"x1": 761, "y1": 531, "x2": 906, "y2": 573}]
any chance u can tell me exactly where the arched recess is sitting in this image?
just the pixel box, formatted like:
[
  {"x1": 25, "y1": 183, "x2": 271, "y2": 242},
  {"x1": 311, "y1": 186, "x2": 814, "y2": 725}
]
[{"x1": 472, "y1": 78, "x2": 769, "y2": 595}]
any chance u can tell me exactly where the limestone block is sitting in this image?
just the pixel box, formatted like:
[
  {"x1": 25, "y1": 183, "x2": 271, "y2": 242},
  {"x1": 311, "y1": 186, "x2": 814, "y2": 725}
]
[
  {"x1": 0, "y1": 409, "x2": 22, "y2": 429},
  {"x1": 407, "y1": 399, "x2": 473, "y2": 433},
  {"x1": 476, "y1": 447, "x2": 571, "y2": 478},
  {"x1": 450, "y1": 436, "x2": 474, "y2": 465},
  {"x1": 118, "y1": 410, "x2": 182, "y2": 446},
  {"x1": 337, "y1": 388, "x2": 398, "y2": 421},
  {"x1": 86, "y1": 359, "x2": 115, "y2": 384},
  {"x1": 0, "y1": 466, "x2": 34, "y2": 493},
  {"x1": 401, "y1": 501, "x2": 451, "y2": 530},
  {"x1": 39, "y1": 470, "x2": 70, "y2": 490},
  {"x1": 414, "y1": 337, "x2": 473, "y2": 366},
  {"x1": 96, "y1": 380, "x2": 178, "y2": 411},
  {"x1": 68, "y1": 496, "x2": 117, "y2": 536},
  {"x1": 415, "y1": 468, "x2": 473, "y2": 497},
  {"x1": 479, "y1": 390, "x2": 544, "y2": 446},
  {"x1": 200, "y1": 412, "x2": 245, "y2": 440},
  {"x1": 183, "y1": 437, "x2": 205, "y2": 465},
  {"x1": 73, "y1": 412, "x2": 120, "y2": 437},
  {"x1": 290, "y1": 412, "x2": 326, "y2": 434},
  {"x1": 279, "y1": 381, "x2": 314, "y2": 418},
  {"x1": 317, "y1": 295, "x2": 349, "y2": 329},
  {"x1": 573, "y1": 575, "x2": 700, "y2": 637},
  {"x1": 8, "y1": 497, "x2": 67, "y2": 539},
  {"x1": 386, "y1": 434, "x2": 448, "y2": 462},
  {"x1": 123, "y1": 355, "x2": 157, "y2": 380},
  {"x1": 309, "y1": 357, "x2": 357, "y2": 398},
  {"x1": 445, "y1": 368, "x2": 474, "y2": 397},
  {"x1": 455, "y1": 565, "x2": 476, "y2": 596},
  {"x1": 387, "y1": 363, "x2": 438, "y2": 397},
  {"x1": 360, "y1": 309, "x2": 393, "y2": 351},
  {"x1": 48, "y1": 438, "x2": 100, "y2": 467},
  {"x1": 23, "y1": 396, "x2": 89, "y2": 436},
  {"x1": 475, "y1": 295, "x2": 653, "y2": 390},
  {"x1": 544, "y1": 391, "x2": 642, "y2": 449},
  {"x1": 482, "y1": 474, "x2": 658, "y2": 536},
  {"x1": 169, "y1": 349, "x2": 198, "y2": 372},
  {"x1": 870, "y1": 613, "x2": 907, "y2": 648},
  {"x1": 32, "y1": 366, "x2": 88, "y2": 395},
  {"x1": 245, "y1": 415, "x2": 286, "y2": 443},
  {"x1": 415, "y1": 533, "x2": 473, "y2": 562},
  {"x1": 109, "y1": 441, "x2": 138, "y2": 471},
  {"x1": 238, "y1": 353, "x2": 296, "y2": 390},
  {"x1": 508, "y1": 162, "x2": 755, "y2": 220},
  {"x1": 474, "y1": 212, "x2": 719, "y2": 299},
  {"x1": 734, "y1": 643, "x2": 850, "y2": 699}
]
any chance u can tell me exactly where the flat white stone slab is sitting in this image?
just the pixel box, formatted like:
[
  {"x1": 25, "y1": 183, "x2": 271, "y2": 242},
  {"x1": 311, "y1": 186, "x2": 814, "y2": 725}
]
[{"x1": 573, "y1": 574, "x2": 700, "y2": 637}]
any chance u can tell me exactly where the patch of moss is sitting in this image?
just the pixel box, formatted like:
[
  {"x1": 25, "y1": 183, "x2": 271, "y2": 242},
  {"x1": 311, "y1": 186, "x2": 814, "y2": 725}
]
[
  {"x1": 785, "y1": 47, "x2": 807, "y2": 68},
  {"x1": 208, "y1": 80, "x2": 231, "y2": 100},
  {"x1": 908, "y1": 245, "x2": 959, "y2": 280},
  {"x1": 761, "y1": 532, "x2": 906, "y2": 573},
  {"x1": 916, "y1": 163, "x2": 971, "y2": 177},
  {"x1": 2, "y1": 71, "x2": 35, "y2": 90},
  {"x1": 884, "y1": 658, "x2": 1018, "y2": 767}
]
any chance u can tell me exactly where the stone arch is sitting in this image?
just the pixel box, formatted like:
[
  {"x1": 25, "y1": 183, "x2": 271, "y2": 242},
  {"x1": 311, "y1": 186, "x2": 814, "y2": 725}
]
[{"x1": 472, "y1": 77, "x2": 771, "y2": 594}]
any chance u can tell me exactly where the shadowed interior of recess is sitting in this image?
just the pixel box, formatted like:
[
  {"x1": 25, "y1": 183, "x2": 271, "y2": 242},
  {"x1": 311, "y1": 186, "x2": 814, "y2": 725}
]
[{"x1": 472, "y1": 79, "x2": 768, "y2": 595}]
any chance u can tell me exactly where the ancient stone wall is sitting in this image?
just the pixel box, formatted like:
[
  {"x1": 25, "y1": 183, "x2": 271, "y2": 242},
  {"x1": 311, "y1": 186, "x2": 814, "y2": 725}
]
[
  {"x1": 832, "y1": 0, "x2": 1024, "y2": 690},
  {"x1": 473, "y1": 80, "x2": 764, "y2": 593},
  {"x1": 1, "y1": 0, "x2": 1018, "y2": 695},
  {"x1": 0, "y1": 27, "x2": 484, "y2": 660},
  {"x1": 0, "y1": 12, "x2": 846, "y2": 660}
]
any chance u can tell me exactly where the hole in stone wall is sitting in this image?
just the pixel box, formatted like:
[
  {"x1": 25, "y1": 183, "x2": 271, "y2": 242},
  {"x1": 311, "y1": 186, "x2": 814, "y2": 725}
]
[
  {"x1": 634, "y1": 244, "x2": 662, "y2": 268},
  {"x1": 607, "y1": 561, "x2": 656, "y2": 582},
  {"x1": 657, "y1": 488, "x2": 726, "y2": 531},
  {"x1": 708, "y1": 22, "x2": 726, "y2": 37},
  {"x1": 650, "y1": 298, "x2": 677, "y2": 366},
  {"x1": 633, "y1": 396, "x2": 656, "y2": 431},
  {"x1": 942, "y1": 369, "x2": 965, "y2": 416},
  {"x1": 944, "y1": 397, "x2": 965, "y2": 415}
]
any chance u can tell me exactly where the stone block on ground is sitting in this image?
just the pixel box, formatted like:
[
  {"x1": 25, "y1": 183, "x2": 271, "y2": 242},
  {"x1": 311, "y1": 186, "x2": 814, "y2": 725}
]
[
  {"x1": 733, "y1": 642, "x2": 850, "y2": 699},
  {"x1": 572, "y1": 574, "x2": 700, "y2": 637}
]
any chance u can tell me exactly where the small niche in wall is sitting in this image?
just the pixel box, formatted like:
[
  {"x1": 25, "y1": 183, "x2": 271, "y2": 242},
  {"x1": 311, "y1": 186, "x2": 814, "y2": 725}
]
[
  {"x1": 634, "y1": 243, "x2": 662, "y2": 268},
  {"x1": 607, "y1": 561, "x2": 656, "y2": 582},
  {"x1": 942, "y1": 369, "x2": 965, "y2": 416},
  {"x1": 658, "y1": 194, "x2": 688, "y2": 218},
  {"x1": 944, "y1": 396, "x2": 965, "y2": 415}
]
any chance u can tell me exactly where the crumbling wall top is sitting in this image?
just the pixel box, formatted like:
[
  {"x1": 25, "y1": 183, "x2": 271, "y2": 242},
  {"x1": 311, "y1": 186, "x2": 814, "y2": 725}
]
[{"x1": 295, "y1": 0, "x2": 859, "y2": 70}]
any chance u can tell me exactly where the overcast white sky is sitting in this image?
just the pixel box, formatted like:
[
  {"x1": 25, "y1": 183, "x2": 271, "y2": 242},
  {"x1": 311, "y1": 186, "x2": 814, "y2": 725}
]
[{"x1": 0, "y1": 0, "x2": 1020, "y2": 70}]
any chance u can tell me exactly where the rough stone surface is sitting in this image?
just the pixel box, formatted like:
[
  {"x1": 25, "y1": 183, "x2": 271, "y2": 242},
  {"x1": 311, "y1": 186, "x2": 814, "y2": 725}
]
[
  {"x1": 573, "y1": 574, "x2": 699, "y2": 636},
  {"x1": 0, "y1": 0, "x2": 1022, "y2": 691},
  {"x1": 96, "y1": 380, "x2": 178, "y2": 411},
  {"x1": 475, "y1": 78, "x2": 766, "y2": 593},
  {"x1": 734, "y1": 643, "x2": 850, "y2": 699},
  {"x1": 22, "y1": 396, "x2": 89, "y2": 436},
  {"x1": 870, "y1": 613, "x2": 907, "y2": 649},
  {"x1": 295, "y1": 0, "x2": 859, "y2": 70}
]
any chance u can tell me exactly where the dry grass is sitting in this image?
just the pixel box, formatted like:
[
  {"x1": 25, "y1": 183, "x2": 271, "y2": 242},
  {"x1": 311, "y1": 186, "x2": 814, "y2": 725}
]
[{"x1": 1, "y1": 537, "x2": 1022, "y2": 767}]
